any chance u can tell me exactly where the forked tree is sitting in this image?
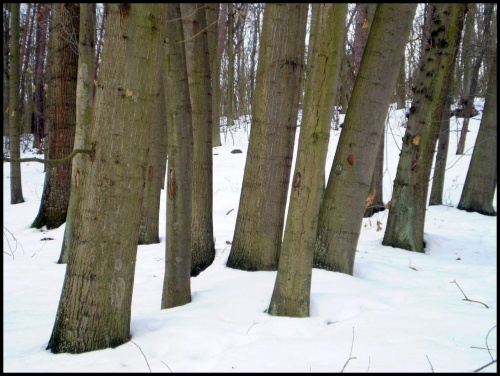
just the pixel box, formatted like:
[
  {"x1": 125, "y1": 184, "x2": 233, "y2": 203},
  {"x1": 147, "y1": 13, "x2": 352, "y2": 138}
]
[
  {"x1": 227, "y1": 3, "x2": 308, "y2": 271},
  {"x1": 268, "y1": 3, "x2": 347, "y2": 317},
  {"x1": 382, "y1": 4, "x2": 467, "y2": 253},
  {"x1": 31, "y1": 3, "x2": 79, "y2": 230},
  {"x1": 314, "y1": 3, "x2": 417, "y2": 275},
  {"x1": 47, "y1": 4, "x2": 165, "y2": 354}
]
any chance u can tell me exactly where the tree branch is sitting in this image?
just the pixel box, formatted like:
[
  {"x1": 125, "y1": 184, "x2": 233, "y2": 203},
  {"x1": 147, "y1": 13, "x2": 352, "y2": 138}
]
[
  {"x1": 450, "y1": 280, "x2": 489, "y2": 308},
  {"x1": 3, "y1": 148, "x2": 93, "y2": 164}
]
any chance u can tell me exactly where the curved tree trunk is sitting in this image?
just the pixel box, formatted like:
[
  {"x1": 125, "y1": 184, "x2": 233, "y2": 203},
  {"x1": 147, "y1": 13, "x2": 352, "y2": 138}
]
[
  {"x1": 47, "y1": 4, "x2": 165, "y2": 354},
  {"x1": 457, "y1": 51, "x2": 497, "y2": 216},
  {"x1": 59, "y1": 3, "x2": 95, "y2": 264},
  {"x1": 227, "y1": 3, "x2": 308, "y2": 271},
  {"x1": 269, "y1": 3, "x2": 347, "y2": 318},
  {"x1": 314, "y1": 3, "x2": 417, "y2": 275},
  {"x1": 31, "y1": 3, "x2": 79, "y2": 229},
  {"x1": 8, "y1": 3, "x2": 24, "y2": 204},
  {"x1": 162, "y1": 3, "x2": 194, "y2": 309},
  {"x1": 382, "y1": 4, "x2": 467, "y2": 253}
]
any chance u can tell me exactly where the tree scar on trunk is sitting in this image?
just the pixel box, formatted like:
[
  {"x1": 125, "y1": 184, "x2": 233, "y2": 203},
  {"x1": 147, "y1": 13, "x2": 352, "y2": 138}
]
[
  {"x1": 168, "y1": 167, "x2": 176, "y2": 199},
  {"x1": 293, "y1": 171, "x2": 302, "y2": 191}
]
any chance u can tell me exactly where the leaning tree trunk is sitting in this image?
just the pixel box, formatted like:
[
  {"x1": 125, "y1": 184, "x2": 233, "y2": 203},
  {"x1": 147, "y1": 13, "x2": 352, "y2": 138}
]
[
  {"x1": 268, "y1": 3, "x2": 347, "y2": 318},
  {"x1": 429, "y1": 96, "x2": 452, "y2": 206},
  {"x1": 180, "y1": 3, "x2": 215, "y2": 276},
  {"x1": 162, "y1": 3, "x2": 194, "y2": 309},
  {"x1": 457, "y1": 51, "x2": 497, "y2": 216},
  {"x1": 382, "y1": 4, "x2": 467, "y2": 253},
  {"x1": 206, "y1": 3, "x2": 222, "y2": 148},
  {"x1": 31, "y1": 3, "x2": 79, "y2": 230},
  {"x1": 47, "y1": 4, "x2": 165, "y2": 354},
  {"x1": 314, "y1": 3, "x2": 417, "y2": 275},
  {"x1": 8, "y1": 3, "x2": 24, "y2": 205},
  {"x1": 227, "y1": 3, "x2": 308, "y2": 271},
  {"x1": 59, "y1": 3, "x2": 95, "y2": 264}
]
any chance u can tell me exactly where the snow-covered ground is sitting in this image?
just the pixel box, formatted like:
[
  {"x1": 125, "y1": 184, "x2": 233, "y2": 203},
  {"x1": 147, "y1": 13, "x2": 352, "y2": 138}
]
[{"x1": 3, "y1": 102, "x2": 496, "y2": 372}]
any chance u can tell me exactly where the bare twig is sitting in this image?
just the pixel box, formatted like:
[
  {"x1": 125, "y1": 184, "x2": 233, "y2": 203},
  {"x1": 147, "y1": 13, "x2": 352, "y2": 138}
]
[
  {"x1": 161, "y1": 360, "x2": 173, "y2": 373},
  {"x1": 246, "y1": 321, "x2": 258, "y2": 335},
  {"x1": 473, "y1": 359, "x2": 497, "y2": 372},
  {"x1": 130, "y1": 340, "x2": 151, "y2": 373},
  {"x1": 450, "y1": 280, "x2": 489, "y2": 308},
  {"x1": 341, "y1": 327, "x2": 357, "y2": 373},
  {"x1": 426, "y1": 355, "x2": 434, "y2": 373},
  {"x1": 226, "y1": 208, "x2": 234, "y2": 215},
  {"x1": 3, "y1": 226, "x2": 26, "y2": 259},
  {"x1": 486, "y1": 325, "x2": 496, "y2": 362}
]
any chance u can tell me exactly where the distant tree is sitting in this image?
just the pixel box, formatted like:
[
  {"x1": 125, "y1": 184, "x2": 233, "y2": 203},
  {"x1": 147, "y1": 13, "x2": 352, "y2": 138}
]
[
  {"x1": 59, "y1": 3, "x2": 96, "y2": 264},
  {"x1": 32, "y1": 3, "x2": 49, "y2": 150},
  {"x1": 47, "y1": 4, "x2": 165, "y2": 354},
  {"x1": 3, "y1": 4, "x2": 10, "y2": 137},
  {"x1": 8, "y1": 3, "x2": 24, "y2": 205},
  {"x1": 31, "y1": 3, "x2": 79, "y2": 229},
  {"x1": 456, "y1": 4, "x2": 493, "y2": 155},
  {"x1": 314, "y1": 3, "x2": 417, "y2": 275},
  {"x1": 382, "y1": 4, "x2": 467, "y2": 253},
  {"x1": 268, "y1": 3, "x2": 347, "y2": 317},
  {"x1": 226, "y1": 3, "x2": 235, "y2": 127},
  {"x1": 206, "y1": 3, "x2": 222, "y2": 148},
  {"x1": 227, "y1": 3, "x2": 308, "y2": 271},
  {"x1": 162, "y1": 2, "x2": 194, "y2": 309},
  {"x1": 180, "y1": 3, "x2": 215, "y2": 276},
  {"x1": 457, "y1": 51, "x2": 497, "y2": 216}
]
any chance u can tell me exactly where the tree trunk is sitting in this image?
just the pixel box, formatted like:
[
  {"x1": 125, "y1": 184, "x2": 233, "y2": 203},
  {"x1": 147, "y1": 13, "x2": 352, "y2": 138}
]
[
  {"x1": 227, "y1": 3, "x2": 308, "y2": 271},
  {"x1": 33, "y1": 3, "x2": 49, "y2": 150},
  {"x1": 382, "y1": 4, "x2": 467, "y2": 253},
  {"x1": 429, "y1": 96, "x2": 452, "y2": 206},
  {"x1": 314, "y1": 3, "x2": 417, "y2": 275},
  {"x1": 206, "y1": 3, "x2": 222, "y2": 148},
  {"x1": 268, "y1": 4, "x2": 347, "y2": 318},
  {"x1": 31, "y1": 3, "x2": 79, "y2": 229},
  {"x1": 3, "y1": 4, "x2": 10, "y2": 137},
  {"x1": 138, "y1": 73, "x2": 167, "y2": 245},
  {"x1": 180, "y1": 3, "x2": 215, "y2": 276},
  {"x1": 457, "y1": 51, "x2": 496, "y2": 216},
  {"x1": 59, "y1": 3, "x2": 96, "y2": 264},
  {"x1": 396, "y1": 47, "x2": 406, "y2": 110},
  {"x1": 226, "y1": 3, "x2": 235, "y2": 127},
  {"x1": 47, "y1": 4, "x2": 165, "y2": 354},
  {"x1": 162, "y1": 3, "x2": 194, "y2": 308},
  {"x1": 8, "y1": 3, "x2": 25, "y2": 204},
  {"x1": 363, "y1": 129, "x2": 385, "y2": 218},
  {"x1": 456, "y1": 3, "x2": 492, "y2": 155}
]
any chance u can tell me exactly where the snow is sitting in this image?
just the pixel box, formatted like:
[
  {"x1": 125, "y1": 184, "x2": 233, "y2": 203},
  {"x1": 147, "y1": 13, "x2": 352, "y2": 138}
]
[{"x1": 3, "y1": 102, "x2": 497, "y2": 372}]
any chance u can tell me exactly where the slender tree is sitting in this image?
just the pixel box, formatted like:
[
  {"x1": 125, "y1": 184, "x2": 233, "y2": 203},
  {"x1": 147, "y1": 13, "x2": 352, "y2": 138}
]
[
  {"x1": 162, "y1": 3, "x2": 194, "y2": 308},
  {"x1": 8, "y1": 3, "x2": 24, "y2": 205},
  {"x1": 268, "y1": 3, "x2": 347, "y2": 317},
  {"x1": 180, "y1": 3, "x2": 215, "y2": 276},
  {"x1": 47, "y1": 4, "x2": 165, "y2": 354},
  {"x1": 227, "y1": 3, "x2": 308, "y2": 271},
  {"x1": 226, "y1": 3, "x2": 235, "y2": 127},
  {"x1": 314, "y1": 3, "x2": 417, "y2": 275},
  {"x1": 457, "y1": 51, "x2": 497, "y2": 216},
  {"x1": 206, "y1": 3, "x2": 222, "y2": 148},
  {"x1": 382, "y1": 4, "x2": 467, "y2": 253},
  {"x1": 31, "y1": 3, "x2": 79, "y2": 229},
  {"x1": 428, "y1": 96, "x2": 452, "y2": 206},
  {"x1": 59, "y1": 3, "x2": 96, "y2": 263}
]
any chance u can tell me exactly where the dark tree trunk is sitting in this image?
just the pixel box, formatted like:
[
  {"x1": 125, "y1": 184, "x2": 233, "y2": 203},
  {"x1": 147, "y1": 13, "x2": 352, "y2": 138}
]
[{"x1": 31, "y1": 3, "x2": 79, "y2": 229}]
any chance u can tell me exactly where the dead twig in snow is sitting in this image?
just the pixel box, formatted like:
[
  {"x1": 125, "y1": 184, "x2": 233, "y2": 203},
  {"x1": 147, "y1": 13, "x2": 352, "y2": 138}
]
[
  {"x1": 450, "y1": 280, "x2": 489, "y2": 308},
  {"x1": 341, "y1": 327, "x2": 357, "y2": 372},
  {"x1": 473, "y1": 359, "x2": 497, "y2": 372},
  {"x1": 130, "y1": 340, "x2": 151, "y2": 373},
  {"x1": 426, "y1": 355, "x2": 434, "y2": 373},
  {"x1": 161, "y1": 360, "x2": 173, "y2": 372},
  {"x1": 486, "y1": 325, "x2": 496, "y2": 362}
]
